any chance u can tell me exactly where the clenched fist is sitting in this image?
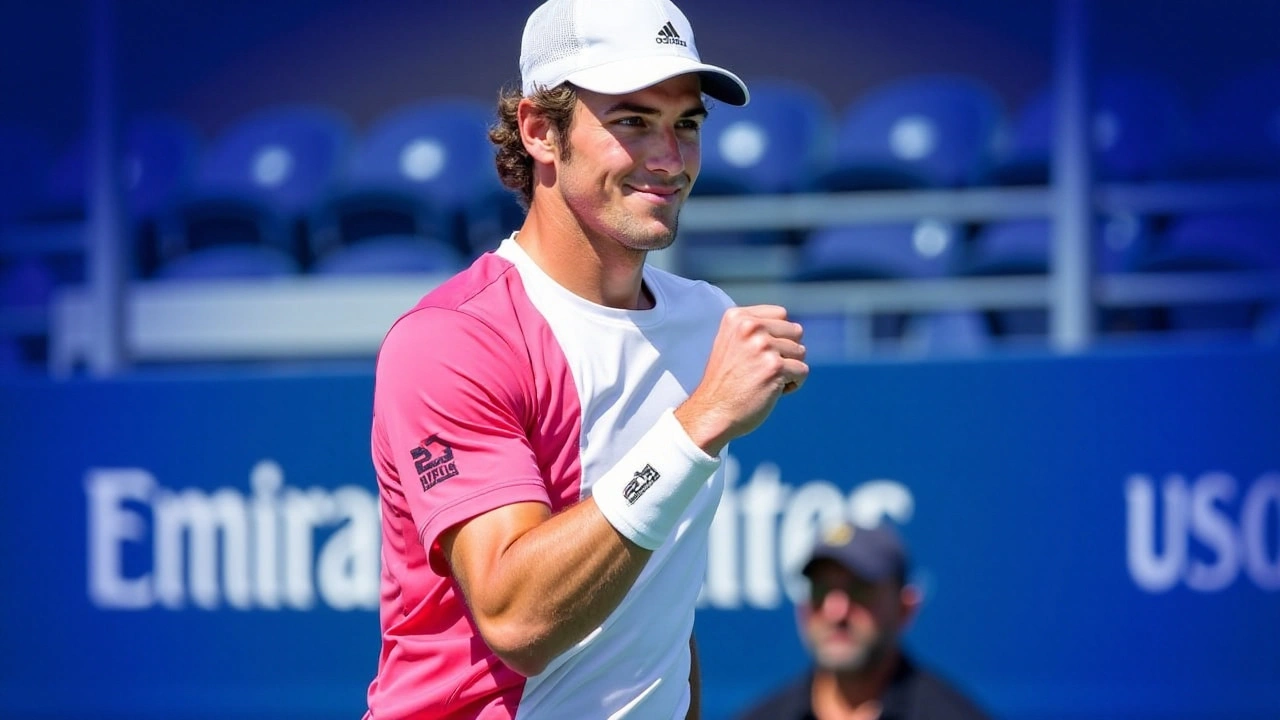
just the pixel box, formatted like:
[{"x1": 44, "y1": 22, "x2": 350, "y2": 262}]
[{"x1": 675, "y1": 305, "x2": 808, "y2": 456}]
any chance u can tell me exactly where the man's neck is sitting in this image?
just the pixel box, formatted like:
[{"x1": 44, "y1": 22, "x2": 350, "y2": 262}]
[
  {"x1": 810, "y1": 651, "x2": 901, "y2": 720},
  {"x1": 516, "y1": 205, "x2": 650, "y2": 310}
]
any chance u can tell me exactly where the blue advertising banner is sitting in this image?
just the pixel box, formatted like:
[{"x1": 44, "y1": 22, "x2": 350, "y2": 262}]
[{"x1": 2, "y1": 347, "x2": 1278, "y2": 720}]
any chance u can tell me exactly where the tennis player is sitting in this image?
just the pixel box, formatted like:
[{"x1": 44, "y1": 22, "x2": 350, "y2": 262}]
[{"x1": 364, "y1": 1, "x2": 807, "y2": 717}]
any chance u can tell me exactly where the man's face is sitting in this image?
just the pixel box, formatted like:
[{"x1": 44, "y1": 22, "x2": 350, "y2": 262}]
[
  {"x1": 800, "y1": 560, "x2": 909, "y2": 674},
  {"x1": 554, "y1": 74, "x2": 706, "y2": 252}
]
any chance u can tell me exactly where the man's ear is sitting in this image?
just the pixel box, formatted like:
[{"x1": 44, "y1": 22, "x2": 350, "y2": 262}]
[
  {"x1": 518, "y1": 98, "x2": 559, "y2": 164},
  {"x1": 898, "y1": 583, "x2": 923, "y2": 628}
]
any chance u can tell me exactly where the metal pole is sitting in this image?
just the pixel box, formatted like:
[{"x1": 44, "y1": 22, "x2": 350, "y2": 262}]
[
  {"x1": 1049, "y1": 0, "x2": 1094, "y2": 351},
  {"x1": 87, "y1": 0, "x2": 129, "y2": 375}
]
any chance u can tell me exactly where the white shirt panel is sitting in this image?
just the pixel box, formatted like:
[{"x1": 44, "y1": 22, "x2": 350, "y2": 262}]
[{"x1": 496, "y1": 236, "x2": 732, "y2": 720}]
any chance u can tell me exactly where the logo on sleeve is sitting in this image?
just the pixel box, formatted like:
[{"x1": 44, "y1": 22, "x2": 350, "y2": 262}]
[
  {"x1": 410, "y1": 435, "x2": 459, "y2": 491},
  {"x1": 623, "y1": 464, "x2": 661, "y2": 504}
]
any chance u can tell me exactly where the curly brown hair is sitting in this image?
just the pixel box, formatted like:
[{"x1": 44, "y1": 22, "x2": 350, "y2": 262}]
[{"x1": 490, "y1": 83, "x2": 578, "y2": 209}]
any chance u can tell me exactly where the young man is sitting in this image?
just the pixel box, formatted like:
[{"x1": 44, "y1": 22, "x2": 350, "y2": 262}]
[
  {"x1": 364, "y1": 1, "x2": 808, "y2": 718},
  {"x1": 736, "y1": 523, "x2": 991, "y2": 720}
]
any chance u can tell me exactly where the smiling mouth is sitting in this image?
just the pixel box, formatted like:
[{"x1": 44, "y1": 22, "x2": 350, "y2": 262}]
[
  {"x1": 626, "y1": 185, "x2": 685, "y2": 205},
  {"x1": 627, "y1": 177, "x2": 686, "y2": 194}
]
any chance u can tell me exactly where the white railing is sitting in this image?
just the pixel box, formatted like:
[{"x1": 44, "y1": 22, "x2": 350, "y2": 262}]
[{"x1": 45, "y1": 181, "x2": 1280, "y2": 376}]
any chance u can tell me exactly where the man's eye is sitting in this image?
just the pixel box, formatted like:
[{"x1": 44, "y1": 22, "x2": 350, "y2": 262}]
[{"x1": 809, "y1": 583, "x2": 832, "y2": 606}]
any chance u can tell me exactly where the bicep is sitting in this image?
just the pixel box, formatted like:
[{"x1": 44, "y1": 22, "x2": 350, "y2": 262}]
[{"x1": 441, "y1": 501, "x2": 552, "y2": 607}]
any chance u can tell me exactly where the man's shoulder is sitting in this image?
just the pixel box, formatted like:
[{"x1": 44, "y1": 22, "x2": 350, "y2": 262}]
[
  {"x1": 378, "y1": 252, "x2": 530, "y2": 363},
  {"x1": 417, "y1": 251, "x2": 519, "y2": 312},
  {"x1": 899, "y1": 658, "x2": 992, "y2": 720},
  {"x1": 733, "y1": 673, "x2": 813, "y2": 720},
  {"x1": 646, "y1": 264, "x2": 734, "y2": 315},
  {"x1": 388, "y1": 252, "x2": 527, "y2": 332}
]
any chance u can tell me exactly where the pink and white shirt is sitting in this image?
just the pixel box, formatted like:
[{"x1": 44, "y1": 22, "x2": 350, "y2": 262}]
[{"x1": 367, "y1": 235, "x2": 732, "y2": 719}]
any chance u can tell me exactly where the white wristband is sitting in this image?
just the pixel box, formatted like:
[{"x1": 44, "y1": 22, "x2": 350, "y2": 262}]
[{"x1": 591, "y1": 408, "x2": 721, "y2": 550}]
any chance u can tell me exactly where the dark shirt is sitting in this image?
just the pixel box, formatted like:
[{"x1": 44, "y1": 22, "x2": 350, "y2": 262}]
[{"x1": 734, "y1": 655, "x2": 991, "y2": 720}]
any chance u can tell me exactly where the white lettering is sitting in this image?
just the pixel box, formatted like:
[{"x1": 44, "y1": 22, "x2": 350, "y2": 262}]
[
  {"x1": 740, "y1": 463, "x2": 788, "y2": 609},
  {"x1": 85, "y1": 469, "x2": 156, "y2": 609},
  {"x1": 154, "y1": 487, "x2": 251, "y2": 609},
  {"x1": 848, "y1": 480, "x2": 915, "y2": 528},
  {"x1": 1241, "y1": 473, "x2": 1280, "y2": 590},
  {"x1": 777, "y1": 480, "x2": 845, "y2": 604},
  {"x1": 316, "y1": 487, "x2": 381, "y2": 610},
  {"x1": 85, "y1": 461, "x2": 381, "y2": 612},
  {"x1": 1185, "y1": 472, "x2": 1238, "y2": 592},
  {"x1": 702, "y1": 457, "x2": 742, "y2": 608},
  {"x1": 1127, "y1": 471, "x2": 1280, "y2": 593},
  {"x1": 281, "y1": 488, "x2": 335, "y2": 610},
  {"x1": 701, "y1": 459, "x2": 916, "y2": 610},
  {"x1": 1126, "y1": 474, "x2": 1187, "y2": 592},
  {"x1": 251, "y1": 461, "x2": 283, "y2": 609}
]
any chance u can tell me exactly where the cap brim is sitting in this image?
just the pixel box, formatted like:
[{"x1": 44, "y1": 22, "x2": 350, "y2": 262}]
[
  {"x1": 566, "y1": 55, "x2": 749, "y2": 106},
  {"x1": 802, "y1": 548, "x2": 894, "y2": 582}
]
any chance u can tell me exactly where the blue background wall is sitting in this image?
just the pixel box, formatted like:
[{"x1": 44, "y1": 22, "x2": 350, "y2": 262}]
[
  {"x1": 4, "y1": 2, "x2": 1280, "y2": 718},
  {"x1": 7, "y1": 1, "x2": 1280, "y2": 152},
  {"x1": 3, "y1": 348, "x2": 1278, "y2": 719}
]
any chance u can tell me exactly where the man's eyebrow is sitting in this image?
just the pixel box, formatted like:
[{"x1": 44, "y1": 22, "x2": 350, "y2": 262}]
[{"x1": 602, "y1": 101, "x2": 709, "y2": 118}]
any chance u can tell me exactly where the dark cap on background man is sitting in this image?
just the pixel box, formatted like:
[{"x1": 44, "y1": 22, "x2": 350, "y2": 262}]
[
  {"x1": 802, "y1": 522, "x2": 910, "y2": 585},
  {"x1": 519, "y1": 0, "x2": 750, "y2": 106}
]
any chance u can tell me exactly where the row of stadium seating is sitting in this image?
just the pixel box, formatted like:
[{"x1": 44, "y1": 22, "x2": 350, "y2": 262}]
[
  {"x1": 3, "y1": 66, "x2": 1278, "y2": 261},
  {"x1": 1, "y1": 67, "x2": 1279, "y2": 371}
]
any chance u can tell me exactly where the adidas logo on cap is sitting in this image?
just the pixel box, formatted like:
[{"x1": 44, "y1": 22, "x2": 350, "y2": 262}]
[{"x1": 655, "y1": 21, "x2": 687, "y2": 47}]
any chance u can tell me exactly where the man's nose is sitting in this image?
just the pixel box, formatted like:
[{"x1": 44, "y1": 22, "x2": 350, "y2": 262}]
[
  {"x1": 819, "y1": 588, "x2": 852, "y2": 620},
  {"x1": 646, "y1": 126, "x2": 686, "y2": 176}
]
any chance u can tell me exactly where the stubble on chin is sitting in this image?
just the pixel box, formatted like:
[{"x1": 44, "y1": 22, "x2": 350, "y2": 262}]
[{"x1": 616, "y1": 208, "x2": 680, "y2": 252}]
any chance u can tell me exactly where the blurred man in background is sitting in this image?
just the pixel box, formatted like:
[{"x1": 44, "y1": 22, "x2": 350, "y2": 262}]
[{"x1": 736, "y1": 522, "x2": 989, "y2": 720}]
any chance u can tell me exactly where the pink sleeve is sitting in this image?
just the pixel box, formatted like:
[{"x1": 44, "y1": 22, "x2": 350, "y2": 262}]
[{"x1": 374, "y1": 306, "x2": 552, "y2": 572}]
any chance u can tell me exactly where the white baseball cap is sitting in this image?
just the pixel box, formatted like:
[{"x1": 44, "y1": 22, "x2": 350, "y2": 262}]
[{"x1": 519, "y1": 0, "x2": 750, "y2": 106}]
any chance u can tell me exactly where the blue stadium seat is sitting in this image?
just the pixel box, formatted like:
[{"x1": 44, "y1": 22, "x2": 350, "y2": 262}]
[
  {"x1": 312, "y1": 98, "x2": 500, "y2": 262},
  {"x1": 696, "y1": 78, "x2": 834, "y2": 196},
  {"x1": 0, "y1": 257, "x2": 58, "y2": 311},
  {"x1": 818, "y1": 74, "x2": 1006, "y2": 190},
  {"x1": 967, "y1": 216, "x2": 1148, "y2": 276},
  {"x1": 161, "y1": 104, "x2": 353, "y2": 270},
  {"x1": 794, "y1": 220, "x2": 961, "y2": 281},
  {"x1": 0, "y1": 335, "x2": 22, "y2": 375},
  {"x1": 1178, "y1": 63, "x2": 1280, "y2": 179},
  {"x1": 680, "y1": 79, "x2": 835, "y2": 268},
  {"x1": 43, "y1": 114, "x2": 202, "y2": 218},
  {"x1": 901, "y1": 310, "x2": 991, "y2": 356},
  {"x1": 792, "y1": 220, "x2": 963, "y2": 359},
  {"x1": 1137, "y1": 212, "x2": 1280, "y2": 338},
  {"x1": 0, "y1": 125, "x2": 53, "y2": 226},
  {"x1": 311, "y1": 234, "x2": 465, "y2": 276},
  {"x1": 0, "y1": 258, "x2": 58, "y2": 368},
  {"x1": 1140, "y1": 212, "x2": 1280, "y2": 272},
  {"x1": 125, "y1": 115, "x2": 204, "y2": 221},
  {"x1": 461, "y1": 188, "x2": 526, "y2": 256},
  {"x1": 796, "y1": 308, "x2": 991, "y2": 362},
  {"x1": 965, "y1": 217, "x2": 1155, "y2": 339},
  {"x1": 35, "y1": 114, "x2": 203, "y2": 275},
  {"x1": 794, "y1": 313, "x2": 863, "y2": 362},
  {"x1": 991, "y1": 71, "x2": 1189, "y2": 184},
  {"x1": 153, "y1": 244, "x2": 300, "y2": 281},
  {"x1": 1257, "y1": 303, "x2": 1280, "y2": 345}
]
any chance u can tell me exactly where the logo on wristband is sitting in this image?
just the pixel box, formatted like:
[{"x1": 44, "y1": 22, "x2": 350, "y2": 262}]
[{"x1": 623, "y1": 464, "x2": 661, "y2": 504}]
